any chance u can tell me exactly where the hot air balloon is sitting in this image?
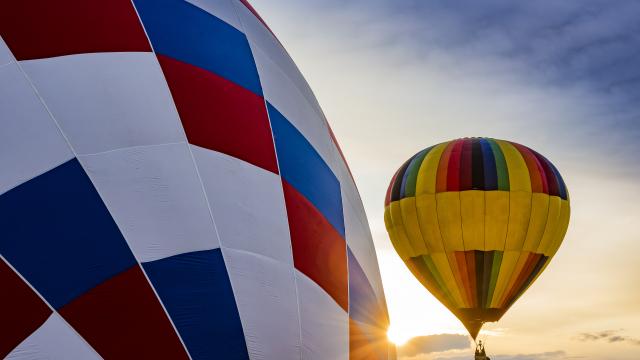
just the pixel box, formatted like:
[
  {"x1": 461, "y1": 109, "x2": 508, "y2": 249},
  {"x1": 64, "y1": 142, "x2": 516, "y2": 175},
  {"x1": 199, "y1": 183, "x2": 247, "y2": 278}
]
[
  {"x1": 384, "y1": 138, "x2": 570, "y2": 339},
  {"x1": 0, "y1": 1, "x2": 394, "y2": 359}
]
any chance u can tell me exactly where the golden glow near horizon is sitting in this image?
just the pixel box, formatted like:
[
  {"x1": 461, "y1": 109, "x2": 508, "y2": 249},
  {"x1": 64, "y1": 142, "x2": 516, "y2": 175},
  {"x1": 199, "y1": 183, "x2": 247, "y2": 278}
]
[
  {"x1": 387, "y1": 325, "x2": 413, "y2": 346},
  {"x1": 377, "y1": 250, "x2": 466, "y2": 337}
]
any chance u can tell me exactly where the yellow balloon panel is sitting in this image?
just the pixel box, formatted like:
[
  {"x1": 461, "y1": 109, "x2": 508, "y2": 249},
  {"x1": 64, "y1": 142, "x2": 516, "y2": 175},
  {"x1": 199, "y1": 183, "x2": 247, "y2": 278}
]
[
  {"x1": 384, "y1": 206, "x2": 412, "y2": 260},
  {"x1": 484, "y1": 191, "x2": 509, "y2": 251},
  {"x1": 522, "y1": 193, "x2": 550, "y2": 252},
  {"x1": 504, "y1": 191, "x2": 532, "y2": 251},
  {"x1": 415, "y1": 194, "x2": 446, "y2": 253},
  {"x1": 537, "y1": 196, "x2": 562, "y2": 256},
  {"x1": 435, "y1": 192, "x2": 464, "y2": 252},
  {"x1": 460, "y1": 190, "x2": 485, "y2": 251},
  {"x1": 399, "y1": 197, "x2": 428, "y2": 255},
  {"x1": 548, "y1": 199, "x2": 570, "y2": 256}
]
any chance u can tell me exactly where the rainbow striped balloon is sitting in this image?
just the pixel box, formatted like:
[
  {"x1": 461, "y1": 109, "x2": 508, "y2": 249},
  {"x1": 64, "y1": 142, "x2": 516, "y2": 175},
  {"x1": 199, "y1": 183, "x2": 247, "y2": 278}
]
[{"x1": 384, "y1": 138, "x2": 570, "y2": 339}]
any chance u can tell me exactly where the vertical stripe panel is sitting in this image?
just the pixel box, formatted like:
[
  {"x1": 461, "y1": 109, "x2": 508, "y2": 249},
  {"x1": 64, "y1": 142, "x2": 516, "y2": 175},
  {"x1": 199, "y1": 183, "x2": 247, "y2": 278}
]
[
  {"x1": 454, "y1": 252, "x2": 473, "y2": 307},
  {"x1": 511, "y1": 143, "x2": 544, "y2": 193},
  {"x1": 385, "y1": 169, "x2": 401, "y2": 206},
  {"x1": 446, "y1": 140, "x2": 464, "y2": 191},
  {"x1": 470, "y1": 139, "x2": 485, "y2": 190},
  {"x1": 391, "y1": 158, "x2": 412, "y2": 202},
  {"x1": 486, "y1": 251, "x2": 503, "y2": 307},
  {"x1": 431, "y1": 253, "x2": 466, "y2": 307},
  {"x1": 487, "y1": 139, "x2": 509, "y2": 191},
  {"x1": 422, "y1": 256, "x2": 454, "y2": 305},
  {"x1": 479, "y1": 251, "x2": 494, "y2": 309},
  {"x1": 416, "y1": 142, "x2": 448, "y2": 195},
  {"x1": 436, "y1": 141, "x2": 456, "y2": 193},
  {"x1": 497, "y1": 252, "x2": 530, "y2": 307},
  {"x1": 403, "y1": 148, "x2": 431, "y2": 198},
  {"x1": 504, "y1": 255, "x2": 548, "y2": 309},
  {"x1": 489, "y1": 250, "x2": 520, "y2": 308},
  {"x1": 459, "y1": 139, "x2": 473, "y2": 191},
  {"x1": 495, "y1": 140, "x2": 531, "y2": 192},
  {"x1": 464, "y1": 251, "x2": 477, "y2": 308},
  {"x1": 500, "y1": 253, "x2": 540, "y2": 307},
  {"x1": 531, "y1": 151, "x2": 559, "y2": 197},
  {"x1": 548, "y1": 160, "x2": 568, "y2": 200}
]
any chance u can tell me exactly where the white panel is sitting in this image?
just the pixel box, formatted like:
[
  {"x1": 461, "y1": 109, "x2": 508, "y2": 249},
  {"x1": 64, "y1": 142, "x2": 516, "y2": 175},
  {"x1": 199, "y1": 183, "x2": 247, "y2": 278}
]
[
  {"x1": 296, "y1": 271, "x2": 349, "y2": 360},
  {"x1": 191, "y1": 145, "x2": 293, "y2": 264},
  {"x1": 233, "y1": 2, "x2": 341, "y2": 175},
  {"x1": 6, "y1": 313, "x2": 101, "y2": 360},
  {"x1": 78, "y1": 142, "x2": 219, "y2": 262},
  {"x1": 186, "y1": 0, "x2": 242, "y2": 30},
  {"x1": 0, "y1": 36, "x2": 13, "y2": 66},
  {"x1": 224, "y1": 248, "x2": 301, "y2": 360},
  {"x1": 331, "y1": 141, "x2": 366, "y2": 221},
  {"x1": 0, "y1": 62, "x2": 74, "y2": 196},
  {"x1": 20, "y1": 52, "x2": 184, "y2": 155},
  {"x1": 343, "y1": 195, "x2": 387, "y2": 303},
  {"x1": 232, "y1": 0, "x2": 320, "y2": 115}
]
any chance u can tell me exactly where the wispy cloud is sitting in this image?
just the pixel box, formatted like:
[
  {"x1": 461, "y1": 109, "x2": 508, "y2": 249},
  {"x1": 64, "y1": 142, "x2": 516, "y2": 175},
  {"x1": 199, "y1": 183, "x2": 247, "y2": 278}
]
[
  {"x1": 396, "y1": 334, "x2": 470, "y2": 358},
  {"x1": 576, "y1": 330, "x2": 640, "y2": 346},
  {"x1": 254, "y1": 0, "x2": 640, "y2": 175}
]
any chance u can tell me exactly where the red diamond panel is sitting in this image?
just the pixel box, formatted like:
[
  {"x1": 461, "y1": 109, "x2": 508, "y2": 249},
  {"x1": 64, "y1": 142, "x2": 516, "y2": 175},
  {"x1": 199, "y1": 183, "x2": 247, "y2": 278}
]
[
  {"x1": 59, "y1": 266, "x2": 189, "y2": 359},
  {"x1": 158, "y1": 54, "x2": 278, "y2": 174},
  {"x1": 0, "y1": 0, "x2": 151, "y2": 60},
  {"x1": 0, "y1": 259, "x2": 51, "y2": 358}
]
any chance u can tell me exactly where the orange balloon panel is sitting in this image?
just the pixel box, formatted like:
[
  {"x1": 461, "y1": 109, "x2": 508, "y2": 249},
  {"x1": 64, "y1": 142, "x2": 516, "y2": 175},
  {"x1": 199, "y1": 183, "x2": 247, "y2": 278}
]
[{"x1": 384, "y1": 138, "x2": 570, "y2": 339}]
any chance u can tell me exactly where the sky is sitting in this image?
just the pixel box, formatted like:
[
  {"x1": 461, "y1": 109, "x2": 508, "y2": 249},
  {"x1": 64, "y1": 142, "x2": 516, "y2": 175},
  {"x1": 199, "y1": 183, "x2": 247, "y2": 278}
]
[{"x1": 251, "y1": 1, "x2": 640, "y2": 359}]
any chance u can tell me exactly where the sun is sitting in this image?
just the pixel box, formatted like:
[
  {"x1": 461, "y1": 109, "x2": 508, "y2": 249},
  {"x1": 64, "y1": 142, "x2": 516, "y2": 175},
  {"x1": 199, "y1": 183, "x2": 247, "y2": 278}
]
[{"x1": 387, "y1": 325, "x2": 413, "y2": 346}]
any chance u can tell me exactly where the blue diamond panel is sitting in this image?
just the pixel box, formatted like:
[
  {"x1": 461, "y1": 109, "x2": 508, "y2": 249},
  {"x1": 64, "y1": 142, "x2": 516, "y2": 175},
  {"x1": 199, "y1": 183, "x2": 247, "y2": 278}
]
[
  {"x1": 348, "y1": 249, "x2": 389, "y2": 360},
  {"x1": 0, "y1": 159, "x2": 137, "y2": 309},
  {"x1": 143, "y1": 249, "x2": 248, "y2": 360},
  {"x1": 348, "y1": 248, "x2": 388, "y2": 328},
  {"x1": 134, "y1": 0, "x2": 263, "y2": 96},
  {"x1": 268, "y1": 102, "x2": 345, "y2": 237}
]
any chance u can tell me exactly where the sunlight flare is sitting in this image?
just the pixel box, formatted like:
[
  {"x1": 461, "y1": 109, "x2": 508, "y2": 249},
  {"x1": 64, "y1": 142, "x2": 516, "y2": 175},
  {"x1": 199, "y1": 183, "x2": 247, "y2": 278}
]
[{"x1": 387, "y1": 325, "x2": 413, "y2": 346}]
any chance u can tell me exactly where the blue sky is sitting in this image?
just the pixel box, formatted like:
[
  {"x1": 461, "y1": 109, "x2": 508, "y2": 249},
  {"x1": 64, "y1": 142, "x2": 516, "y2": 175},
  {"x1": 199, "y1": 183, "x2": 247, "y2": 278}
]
[{"x1": 252, "y1": 1, "x2": 640, "y2": 359}]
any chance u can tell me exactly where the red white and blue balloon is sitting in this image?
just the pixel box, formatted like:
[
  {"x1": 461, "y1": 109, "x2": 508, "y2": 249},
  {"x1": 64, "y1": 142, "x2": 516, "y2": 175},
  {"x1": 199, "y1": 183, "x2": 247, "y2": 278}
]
[{"x1": 0, "y1": 1, "x2": 394, "y2": 359}]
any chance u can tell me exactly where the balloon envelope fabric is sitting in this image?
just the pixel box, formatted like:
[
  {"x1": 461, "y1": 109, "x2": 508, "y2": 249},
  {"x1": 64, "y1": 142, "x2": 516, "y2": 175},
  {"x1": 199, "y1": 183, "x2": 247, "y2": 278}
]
[
  {"x1": 384, "y1": 138, "x2": 570, "y2": 339},
  {"x1": 0, "y1": 1, "x2": 393, "y2": 359}
]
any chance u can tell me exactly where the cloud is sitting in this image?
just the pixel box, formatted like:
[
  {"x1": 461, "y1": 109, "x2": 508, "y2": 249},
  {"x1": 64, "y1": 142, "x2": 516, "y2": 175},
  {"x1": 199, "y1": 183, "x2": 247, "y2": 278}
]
[
  {"x1": 397, "y1": 334, "x2": 471, "y2": 357},
  {"x1": 434, "y1": 350, "x2": 569, "y2": 360},
  {"x1": 576, "y1": 330, "x2": 640, "y2": 346},
  {"x1": 301, "y1": 0, "x2": 640, "y2": 101},
  {"x1": 254, "y1": 0, "x2": 640, "y2": 175}
]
